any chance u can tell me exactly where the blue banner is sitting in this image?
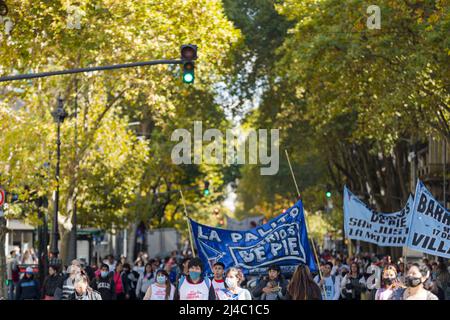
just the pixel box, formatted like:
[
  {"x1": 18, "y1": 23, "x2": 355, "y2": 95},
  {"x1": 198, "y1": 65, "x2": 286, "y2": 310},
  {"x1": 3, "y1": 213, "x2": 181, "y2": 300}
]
[
  {"x1": 407, "y1": 181, "x2": 450, "y2": 258},
  {"x1": 344, "y1": 186, "x2": 414, "y2": 246},
  {"x1": 189, "y1": 200, "x2": 317, "y2": 276}
]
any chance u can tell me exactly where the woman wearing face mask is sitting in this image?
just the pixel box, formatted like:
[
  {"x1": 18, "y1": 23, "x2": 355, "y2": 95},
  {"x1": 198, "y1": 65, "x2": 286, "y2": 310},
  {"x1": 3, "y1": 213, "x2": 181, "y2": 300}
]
[
  {"x1": 175, "y1": 257, "x2": 216, "y2": 300},
  {"x1": 375, "y1": 266, "x2": 401, "y2": 300},
  {"x1": 133, "y1": 259, "x2": 145, "y2": 277},
  {"x1": 136, "y1": 262, "x2": 155, "y2": 300},
  {"x1": 143, "y1": 270, "x2": 175, "y2": 300},
  {"x1": 217, "y1": 268, "x2": 252, "y2": 300},
  {"x1": 389, "y1": 263, "x2": 438, "y2": 300},
  {"x1": 91, "y1": 264, "x2": 116, "y2": 300}
]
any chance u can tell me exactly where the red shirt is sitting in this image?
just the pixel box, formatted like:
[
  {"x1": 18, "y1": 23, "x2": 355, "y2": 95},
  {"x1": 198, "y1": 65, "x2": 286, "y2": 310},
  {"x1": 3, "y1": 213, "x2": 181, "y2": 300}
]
[{"x1": 114, "y1": 272, "x2": 123, "y2": 294}]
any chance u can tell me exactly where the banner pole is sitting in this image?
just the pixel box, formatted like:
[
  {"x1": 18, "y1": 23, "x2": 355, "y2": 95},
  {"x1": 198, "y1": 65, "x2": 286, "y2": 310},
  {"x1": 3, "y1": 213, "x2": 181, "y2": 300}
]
[
  {"x1": 180, "y1": 190, "x2": 196, "y2": 258},
  {"x1": 285, "y1": 150, "x2": 326, "y2": 295}
]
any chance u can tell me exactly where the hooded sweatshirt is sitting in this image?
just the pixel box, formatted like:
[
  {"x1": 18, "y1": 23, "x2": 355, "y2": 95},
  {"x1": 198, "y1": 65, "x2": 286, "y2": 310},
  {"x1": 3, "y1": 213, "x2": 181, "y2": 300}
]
[
  {"x1": 16, "y1": 275, "x2": 40, "y2": 300},
  {"x1": 91, "y1": 274, "x2": 116, "y2": 300},
  {"x1": 136, "y1": 272, "x2": 155, "y2": 298}
]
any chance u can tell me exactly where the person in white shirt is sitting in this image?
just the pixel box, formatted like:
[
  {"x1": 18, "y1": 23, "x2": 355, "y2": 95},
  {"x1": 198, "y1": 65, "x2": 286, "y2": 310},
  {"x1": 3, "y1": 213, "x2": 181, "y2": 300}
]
[
  {"x1": 217, "y1": 267, "x2": 252, "y2": 300},
  {"x1": 210, "y1": 262, "x2": 225, "y2": 298},
  {"x1": 175, "y1": 258, "x2": 216, "y2": 300},
  {"x1": 143, "y1": 270, "x2": 175, "y2": 300},
  {"x1": 314, "y1": 262, "x2": 341, "y2": 300},
  {"x1": 375, "y1": 265, "x2": 401, "y2": 300},
  {"x1": 136, "y1": 262, "x2": 155, "y2": 299}
]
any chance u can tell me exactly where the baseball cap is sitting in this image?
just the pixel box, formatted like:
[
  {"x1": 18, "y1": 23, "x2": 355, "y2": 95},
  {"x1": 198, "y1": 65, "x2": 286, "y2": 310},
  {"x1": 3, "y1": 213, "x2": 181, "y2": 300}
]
[{"x1": 25, "y1": 266, "x2": 33, "y2": 274}]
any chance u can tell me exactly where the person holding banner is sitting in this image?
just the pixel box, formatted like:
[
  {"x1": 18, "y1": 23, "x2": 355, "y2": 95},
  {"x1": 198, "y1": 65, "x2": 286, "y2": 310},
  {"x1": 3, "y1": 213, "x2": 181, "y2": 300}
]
[
  {"x1": 283, "y1": 264, "x2": 322, "y2": 300},
  {"x1": 252, "y1": 265, "x2": 288, "y2": 300},
  {"x1": 216, "y1": 268, "x2": 252, "y2": 300},
  {"x1": 340, "y1": 262, "x2": 366, "y2": 300},
  {"x1": 210, "y1": 262, "x2": 226, "y2": 298},
  {"x1": 175, "y1": 258, "x2": 216, "y2": 300},
  {"x1": 375, "y1": 266, "x2": 402, "y2": 300},
  {"x1": 390, "y1": 263, "x2": 438, "y2": 300},
  {"x1": 314, "y1": 262, "x2": 341, "y2": 300}
]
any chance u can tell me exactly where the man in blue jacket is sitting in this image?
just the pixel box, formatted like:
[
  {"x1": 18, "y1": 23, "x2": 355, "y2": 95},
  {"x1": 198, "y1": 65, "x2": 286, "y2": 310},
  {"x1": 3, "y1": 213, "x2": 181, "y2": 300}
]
[{"x1": 16, "y1": 267, "x2": 40, "y2": 300}]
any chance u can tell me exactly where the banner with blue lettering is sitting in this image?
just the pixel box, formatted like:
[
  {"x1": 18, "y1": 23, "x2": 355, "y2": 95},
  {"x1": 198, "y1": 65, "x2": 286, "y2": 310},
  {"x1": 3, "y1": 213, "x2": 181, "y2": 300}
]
[
  {"x1": 189, "y1": 199, "x2": 317, "y2": 275},
  {"x1": 344, "y1": 186, "x2": 413, "y2": 246},
  {"x1": 406, "y1": 181, "x2": 450, "y2": 258}
]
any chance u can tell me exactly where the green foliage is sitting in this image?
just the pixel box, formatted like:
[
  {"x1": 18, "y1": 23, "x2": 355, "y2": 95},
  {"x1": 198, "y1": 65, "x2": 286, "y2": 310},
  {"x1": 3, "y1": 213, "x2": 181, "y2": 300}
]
[{"x1": 0, "y1": 0, "x2": 242, "y2": 249}]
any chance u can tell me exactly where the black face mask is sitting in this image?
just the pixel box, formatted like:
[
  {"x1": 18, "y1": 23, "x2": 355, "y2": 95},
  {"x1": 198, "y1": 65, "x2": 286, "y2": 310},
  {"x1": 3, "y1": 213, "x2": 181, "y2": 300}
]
[
  {"x1": 405, "y1": 276, "x2": 422, "y2": 287},
  {"x1": 382, "y1": 278, "x2": 394, "y2": 287}
]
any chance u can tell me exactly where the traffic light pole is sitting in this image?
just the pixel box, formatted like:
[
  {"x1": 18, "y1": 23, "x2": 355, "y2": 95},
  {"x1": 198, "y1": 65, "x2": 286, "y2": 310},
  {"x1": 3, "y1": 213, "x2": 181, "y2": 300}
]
[{"x1": 0, "y1": 59, "x2": 184, "y2": 82}]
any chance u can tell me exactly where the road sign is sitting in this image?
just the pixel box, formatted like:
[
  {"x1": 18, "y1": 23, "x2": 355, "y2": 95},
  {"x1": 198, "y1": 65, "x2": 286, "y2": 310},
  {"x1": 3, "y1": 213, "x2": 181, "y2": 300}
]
[{"x1": 0, "y1": 188, "x2": 5, "y2": 206}]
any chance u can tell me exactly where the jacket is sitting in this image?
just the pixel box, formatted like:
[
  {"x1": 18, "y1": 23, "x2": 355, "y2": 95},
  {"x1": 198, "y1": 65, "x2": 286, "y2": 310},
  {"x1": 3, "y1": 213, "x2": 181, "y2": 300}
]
[
  {"x1": 136, "y1": 272, "x2": 155, "y2": 298},
  {"x1": 69, "y1": 289, "x2": 102, "y2": 300},
  {"x1": 42, "y1": 274, "x2": 63, "y2": 298},
  {"x1": 91, "y1": 275, "x2": 116, "y2": 300},
  {"x1": 61, "y1": 277, "x2": 76, "y2": 300},
  {"x1": 16, "y1": 277, "x2": 40, "y2": 300},
  {"x1": 113, "y1": 272, "x2": 131, "y2": 295},
  {"x1": 251, "y1": 275, "x2": 288, "y2": 300}
]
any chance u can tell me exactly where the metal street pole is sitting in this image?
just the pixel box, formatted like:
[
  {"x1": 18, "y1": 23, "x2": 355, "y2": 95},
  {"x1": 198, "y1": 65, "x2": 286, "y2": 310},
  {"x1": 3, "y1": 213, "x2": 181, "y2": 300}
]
[
  {"x1": 50, "y1": 97, "x2": 67, "y2": 257},
  {"x1": 0, "y1": 59, "x2": 184, "y2": 82},
  {"x1": 444, "y1": 140, "x2": 447, "y2": 207},
  {"x1": 72, "y1": 79, "x2": 79, "y2": 261}
]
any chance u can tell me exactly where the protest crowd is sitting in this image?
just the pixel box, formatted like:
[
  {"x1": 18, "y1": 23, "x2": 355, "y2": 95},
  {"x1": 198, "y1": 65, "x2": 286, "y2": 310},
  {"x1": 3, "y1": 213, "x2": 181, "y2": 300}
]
[
  {"x1": 3, "y1": 181, "x2": 449, "y2": 301},
  {"x1": 5, "y1": 246, "x2": 450, "y2": 300}
]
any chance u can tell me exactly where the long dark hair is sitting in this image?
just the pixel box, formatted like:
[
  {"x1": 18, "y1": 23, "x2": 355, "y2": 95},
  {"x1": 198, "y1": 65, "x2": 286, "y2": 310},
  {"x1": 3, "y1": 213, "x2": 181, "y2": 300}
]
[
  {"x1": 144, "y1": 262, "x2": 153, "y2": 277},
  {"x1": 287, "y1": 264, "x2": 322, "y2": 300},
  {"x1": 156, "y1": 270, "x2": 171, "y2": 300}
]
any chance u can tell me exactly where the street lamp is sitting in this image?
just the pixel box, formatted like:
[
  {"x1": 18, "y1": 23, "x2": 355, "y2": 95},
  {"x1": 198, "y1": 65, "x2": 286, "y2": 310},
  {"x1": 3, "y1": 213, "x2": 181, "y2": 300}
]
[{"x1": 50, "y1": 97, "x2": 67, "y2": 257}]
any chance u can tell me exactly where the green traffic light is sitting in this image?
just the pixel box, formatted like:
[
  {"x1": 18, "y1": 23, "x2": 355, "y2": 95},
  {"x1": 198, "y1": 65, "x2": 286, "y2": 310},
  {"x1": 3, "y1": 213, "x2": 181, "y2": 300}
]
[
  {"x1": 183, "y1": 72, "x2": 194, "y2": 83},
  {"x1": 326, "y1": 191, "x2": 332, "y2": 198},
  {"x1": 204, "y1": 189, "x2": 210, "y2": 196}
]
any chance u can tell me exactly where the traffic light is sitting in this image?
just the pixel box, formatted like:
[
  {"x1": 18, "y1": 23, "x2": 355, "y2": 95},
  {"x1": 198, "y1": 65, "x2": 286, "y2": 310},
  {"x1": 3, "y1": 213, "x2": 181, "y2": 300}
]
[
  {"x1": 183, "y1": 62, "x2": 194, "y2": 83},
  {"x1": 181, "y1": 44, "x2": 197, "y2": 84},
  {"x1": 325, "y1": 184, "x2": 332, "y2": 198},
  {"x1": 203, "y1": 181, "x2": 210, "y2": 196}
]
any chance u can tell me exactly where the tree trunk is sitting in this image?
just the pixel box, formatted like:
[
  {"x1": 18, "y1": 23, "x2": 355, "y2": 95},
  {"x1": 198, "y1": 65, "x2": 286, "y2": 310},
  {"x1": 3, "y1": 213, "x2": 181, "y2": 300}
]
[
  {"x1": 126, "y1": 222, "x2": 137, "y2": 262},
  {"x1": 0, "y1": 217, "x2": 9, "y2": 299},
  {"x1": 59, "y1": 227, "x2": 72, "y2": 266}
]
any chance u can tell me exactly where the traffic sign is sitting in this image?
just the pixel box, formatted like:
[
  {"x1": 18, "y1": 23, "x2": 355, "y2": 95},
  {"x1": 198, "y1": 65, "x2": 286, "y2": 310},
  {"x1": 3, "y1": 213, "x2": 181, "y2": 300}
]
[{"x1": 0, "y1": 188, "x2": 5, "y2": 206}]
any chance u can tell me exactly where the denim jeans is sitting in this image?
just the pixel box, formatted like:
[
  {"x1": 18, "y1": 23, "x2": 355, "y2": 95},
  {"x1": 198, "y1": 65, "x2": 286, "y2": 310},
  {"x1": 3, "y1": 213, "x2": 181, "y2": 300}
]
[{"x1": 8, "y1": 281, "x2": 15, "y2": 300}]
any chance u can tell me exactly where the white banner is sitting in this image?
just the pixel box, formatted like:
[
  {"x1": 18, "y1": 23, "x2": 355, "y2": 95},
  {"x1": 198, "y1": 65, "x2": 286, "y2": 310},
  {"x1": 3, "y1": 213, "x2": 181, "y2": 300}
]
[
  {"x1": 407, "y1": 181, "x2": 450, "y2": 258},
  {"x1": 344, "y1": 186, "x2": 413, "y2": 246}
]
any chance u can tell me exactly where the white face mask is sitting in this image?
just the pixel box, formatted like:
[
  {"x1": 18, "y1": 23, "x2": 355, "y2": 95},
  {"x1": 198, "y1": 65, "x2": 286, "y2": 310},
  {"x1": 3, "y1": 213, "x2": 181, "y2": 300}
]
[{"x1": 225, "y1": 277, "x2": 238, "y2": 289}]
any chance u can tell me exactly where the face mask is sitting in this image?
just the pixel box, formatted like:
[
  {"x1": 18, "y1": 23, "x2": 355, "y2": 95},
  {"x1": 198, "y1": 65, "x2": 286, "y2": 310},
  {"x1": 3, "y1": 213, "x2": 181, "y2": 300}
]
[
  {"x1": 156, "y1": 275, "x2": 166, "y2": 284},
  {"x1": 382, "y1": 278, "x2": 394, "y2": 286},
  {"x1": 225, "y1": 277, "x2": 238, "y2": 289},
  {"x1": 190, "y1": 271, "x2": 201, "y2": 281},
  {"x1": 101, "y1": 271, "x2": 109, "y2": 278},
  {"x1": 405, "y1": 276, "x2": 422, "y2": 288}
]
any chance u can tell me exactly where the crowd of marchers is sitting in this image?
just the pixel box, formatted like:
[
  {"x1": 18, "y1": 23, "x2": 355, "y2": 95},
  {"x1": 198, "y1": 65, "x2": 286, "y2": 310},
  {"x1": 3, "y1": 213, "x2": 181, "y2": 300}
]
[{"x1": 4, "y1": 248, "x2": 450, "y2": 300}]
